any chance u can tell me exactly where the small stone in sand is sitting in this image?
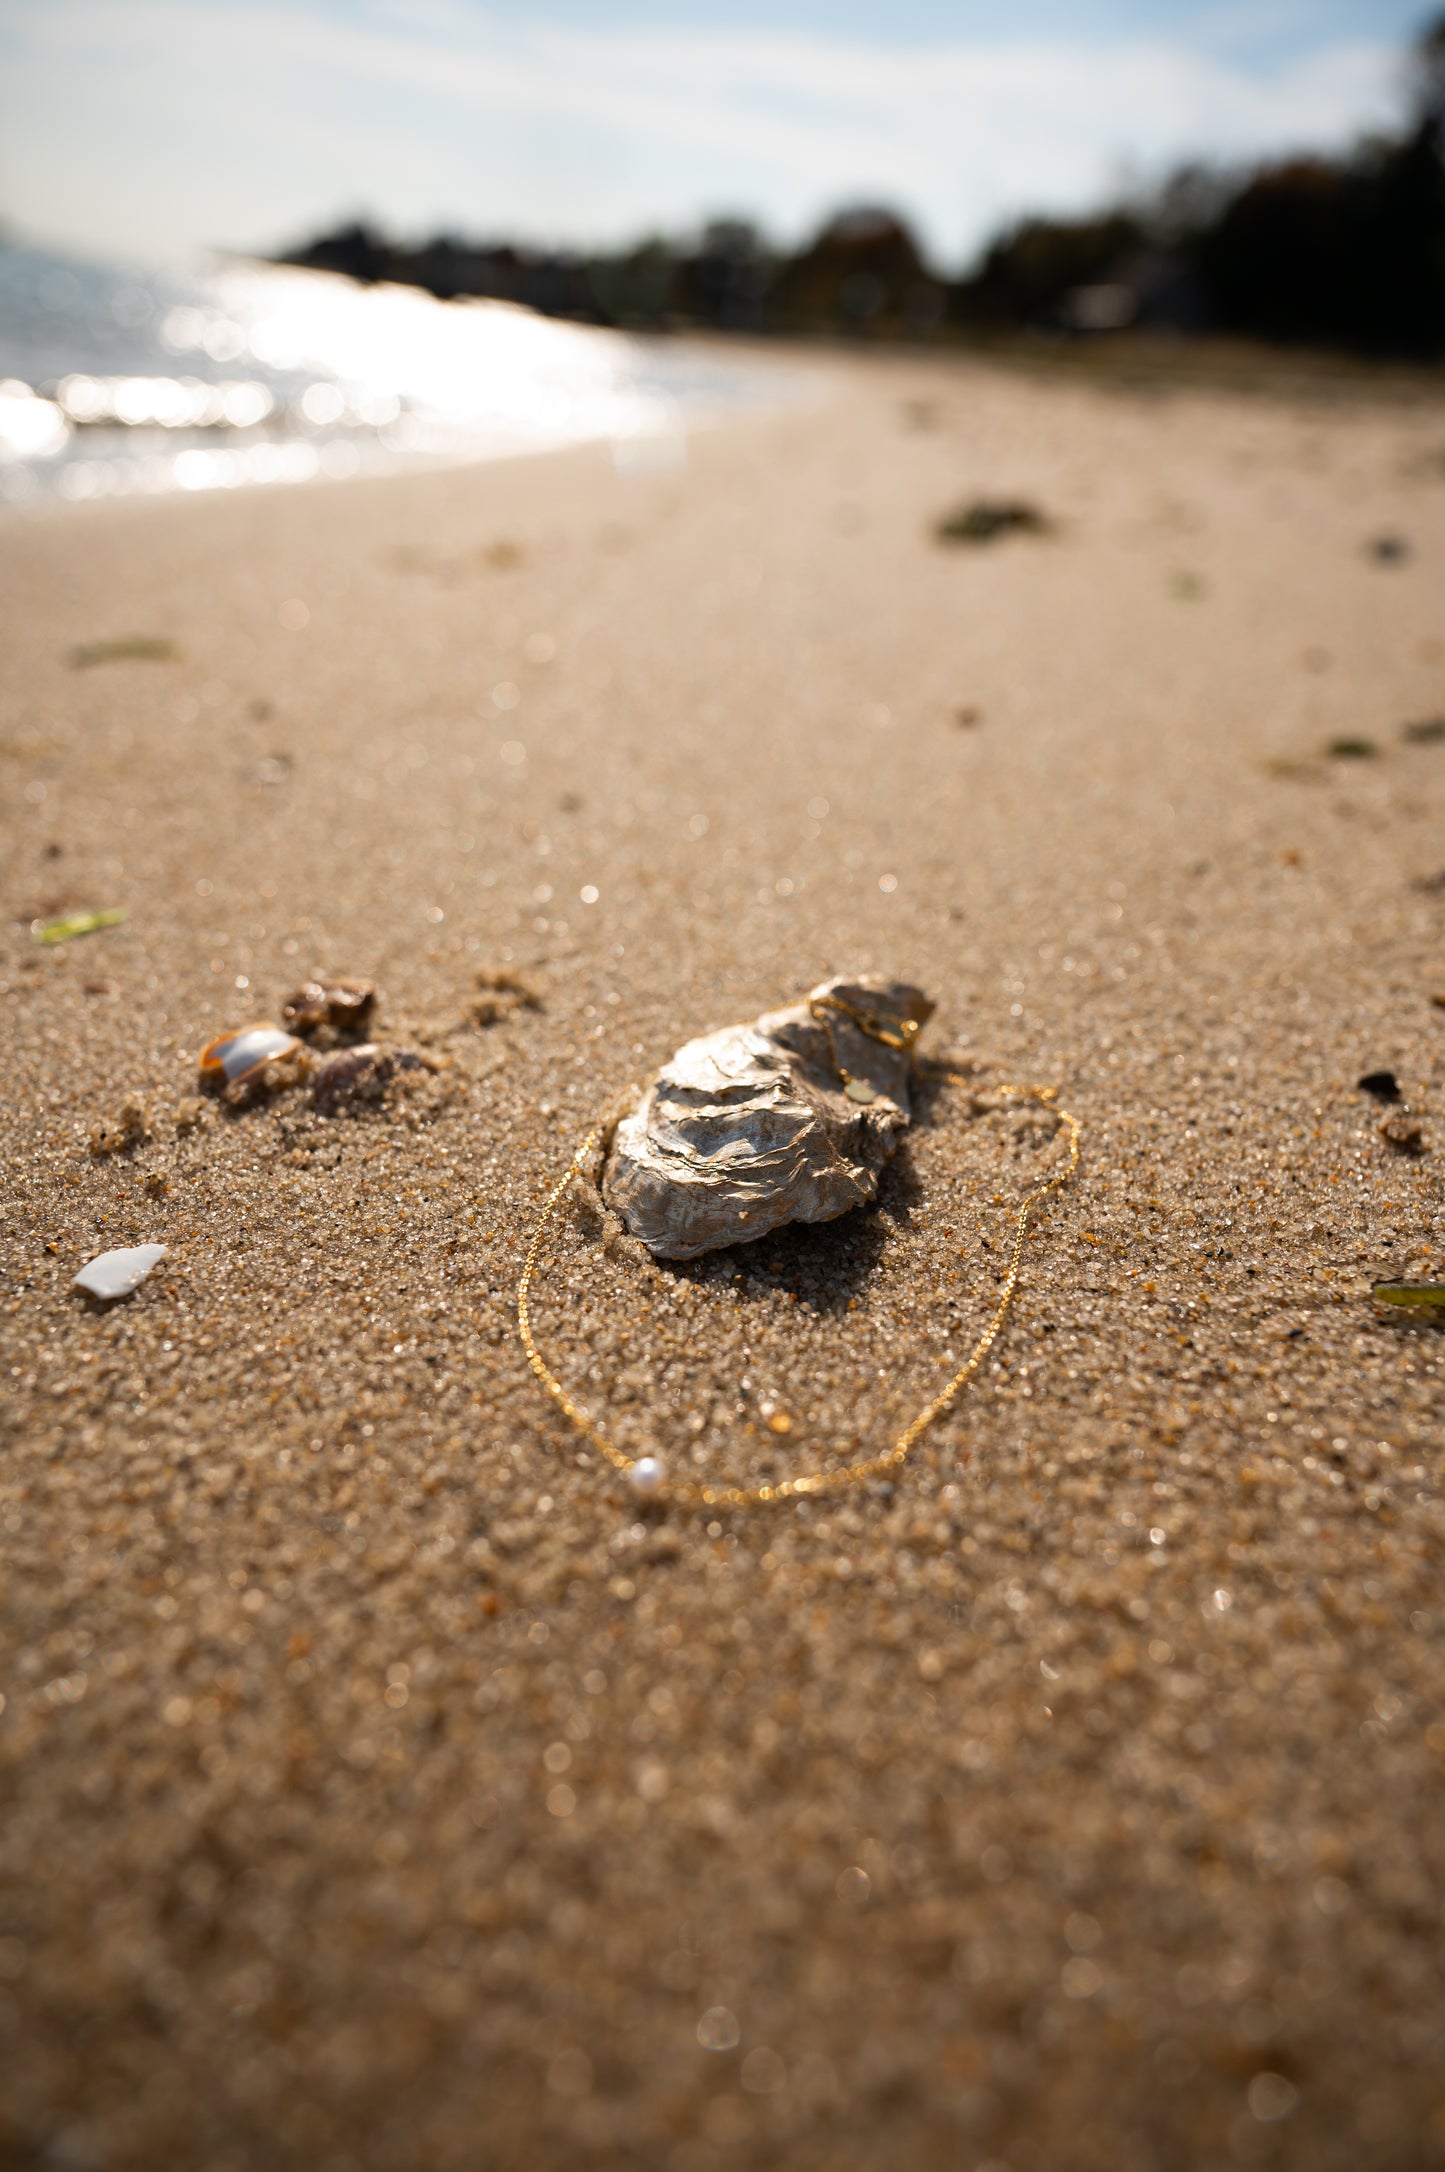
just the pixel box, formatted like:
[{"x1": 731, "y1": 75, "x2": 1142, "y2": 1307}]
[
  {"x1": 1378, "y1": 1112, "x2": 1425, "y2": 1155},
  {"x1": 312, "y1": 1044, "x2": 423, "y2": 1114},
  {"x1": 473, "y1": 968, "x2": 541, "y2": 1027},
  {"x1": 89, "y1": 1093, "x2": 151, "y2": 1156},
  {"x1": 1358, "y1": 1070, "x2": 1401, "y2": 1103}
]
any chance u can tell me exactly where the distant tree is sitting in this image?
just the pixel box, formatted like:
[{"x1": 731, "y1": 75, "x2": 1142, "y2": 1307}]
[
  {"x1": 1412, "y1": 9, "x2": 1445, "y2": 135},
  {"x1": 268, "y1": 14, "x2": 1445, "y2": 358},
  {"x1": 674, "y1": 219, "x2": 777, "y2": 331},
  {"x1": 953, "y1": 209, "x2": 1147, "y2": 328},
  {"x1": 1197, "y1": 132, "x2": 1445, "y2": 354},
  {"x1": 280, "y1": 220, "x2": 392, "y2": 284},
  {"x1": 586, "y1": 238, "x2": 680, "y2": 328},
  {"x1": 773, "y1": 207, "x2": 941, "y2": 334}
]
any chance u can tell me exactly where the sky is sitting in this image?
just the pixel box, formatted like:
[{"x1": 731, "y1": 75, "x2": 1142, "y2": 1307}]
[{"x1": 0, "y1": 0, "x2": 1432, "y2": 273}]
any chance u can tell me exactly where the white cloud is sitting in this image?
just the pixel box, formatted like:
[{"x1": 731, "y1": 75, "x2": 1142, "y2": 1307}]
[{"x1": 0, "y1": 0, "x2": 1404, "y2": 269}]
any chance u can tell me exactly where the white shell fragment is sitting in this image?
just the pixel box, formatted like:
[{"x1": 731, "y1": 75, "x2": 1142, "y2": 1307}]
[
  {"x1": 197, "y1": 1022, "x2": 311, "y2": 1107},
  {"x1": 602, "y1": 976, "x2": 935, "y2": 1259},
  {"x1": 200, "y1": 1025, "x2": 301, "y2": 1082},
  {"x1": 72, "y1": 1243, "x2": 167, "y2": 1301}
]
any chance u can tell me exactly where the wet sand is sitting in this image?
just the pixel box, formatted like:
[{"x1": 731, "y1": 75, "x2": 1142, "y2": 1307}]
[{"x1": 2, "y1": 352, "x2": 1443, "y2": 2172}]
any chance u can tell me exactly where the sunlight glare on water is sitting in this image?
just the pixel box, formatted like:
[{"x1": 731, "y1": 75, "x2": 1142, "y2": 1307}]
[{"x1": 0, "y1": 242, "x2": 796, "y2": 506}]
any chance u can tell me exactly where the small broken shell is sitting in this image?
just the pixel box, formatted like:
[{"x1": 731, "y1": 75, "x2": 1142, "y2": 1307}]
[
  {"x1": 198, "y1": 1024, "x2": 310, "y2": 1106},
  {"x1": 602, "y1": 975, "x2": 935, "y2": 1260},
  {"x1": 280, "y1": 975, "x2": 376, "y2": 1036},
  {"x1": 73, "y1": 1243, "x2": 166, "y2": 1300}
]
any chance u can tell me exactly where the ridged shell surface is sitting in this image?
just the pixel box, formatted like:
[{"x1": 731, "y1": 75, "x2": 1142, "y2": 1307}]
[{"x1": 602, "y1": 977, "x2": 934, "y2": 1259}]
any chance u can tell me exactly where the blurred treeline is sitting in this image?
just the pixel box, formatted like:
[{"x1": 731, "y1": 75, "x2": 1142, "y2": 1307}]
[{"x1": 280, "y1": 16, "x2": 1445, "y2": 360}]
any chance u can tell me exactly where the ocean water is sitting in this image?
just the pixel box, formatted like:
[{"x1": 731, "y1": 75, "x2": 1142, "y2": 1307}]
[{"x1": 0, "y1": 241, "x2": 796, "y2": 507}]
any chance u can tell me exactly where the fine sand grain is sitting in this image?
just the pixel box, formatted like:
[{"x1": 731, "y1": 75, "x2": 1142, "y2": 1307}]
[{"x1": 2, "y1": 353, "x2": 1443, "y2": 2171}]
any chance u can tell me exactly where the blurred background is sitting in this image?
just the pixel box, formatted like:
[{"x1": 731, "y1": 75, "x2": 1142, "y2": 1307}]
[{"x1": 1, "y1": 1, "x2": 1442, "y2": 501}]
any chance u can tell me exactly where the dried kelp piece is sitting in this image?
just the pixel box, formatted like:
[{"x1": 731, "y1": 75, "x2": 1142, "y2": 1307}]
[
  {"x1": 73, "y1": 1244, "x2": 166, "y2": 1300},
  {"x1": 935, "y1": 500, "x2": 1051, "y2": 546},
  {"x1": 280, "y1": 975, "x2": 376, "y2": 1037},
  {"x1": 602, "y1": 975, "x2": 935, "y2": 1261},
  {"x1": 198, "y1": 1024, "x2": 310, "y2": 1107},
  {"x1": 312, "y1": 1043, "x2": 424, "y2": 1114},
  {"x1": 1327, "y1": 737, "x2": 1379, "y2": 760},
  {"x1": 1373, "y1": 1282, "x2": 1445, "y2": 1309},
  {"x1": 68, "y1": 636, "x2": 181, "y2": 668},
  {"x1": 32, "y1": 908, "x2": 126, "y2": 944},
  {"x1": 1259, "y1": 755, "x2": 1319, "y2": 782},
  {"x1": 473, "y1": 967, "x2": 541, "y2": 1027}
]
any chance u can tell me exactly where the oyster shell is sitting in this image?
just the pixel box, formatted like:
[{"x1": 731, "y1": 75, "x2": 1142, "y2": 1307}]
[{"x1": 602, "y1": 976, "x2": 934, "y2": 1259}]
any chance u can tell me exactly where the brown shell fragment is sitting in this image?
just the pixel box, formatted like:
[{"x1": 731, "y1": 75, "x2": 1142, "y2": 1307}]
[
  {"x1": 602, "y1": 975, "x2": 935, "y2": 1260},
  {"x1": 312, "y1": 1043, "x2": 425, "y2": 1115},
  {"x1": 280, "y1": 976, "x2": 376, "y2": 1037}
]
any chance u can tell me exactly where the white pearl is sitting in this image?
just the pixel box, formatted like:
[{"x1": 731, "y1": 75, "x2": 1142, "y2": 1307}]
[{"x1": 628, "y1": 1456, "x2": 665, "y2": 1497}]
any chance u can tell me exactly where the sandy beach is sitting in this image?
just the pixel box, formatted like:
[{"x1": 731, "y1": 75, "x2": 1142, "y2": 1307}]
[{"x1": 2, "y1": 349, "x2": 1443, "y2": 2171}]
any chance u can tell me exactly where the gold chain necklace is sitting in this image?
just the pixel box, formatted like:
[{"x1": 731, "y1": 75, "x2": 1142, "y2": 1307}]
[{"x1": 517, "y1": 992, "x2": 1080, "y2": 1509}]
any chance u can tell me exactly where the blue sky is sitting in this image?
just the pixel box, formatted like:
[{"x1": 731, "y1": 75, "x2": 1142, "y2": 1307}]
[{"x1": 0, "y1": 1, "x2": 1429, "y2": 271}]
